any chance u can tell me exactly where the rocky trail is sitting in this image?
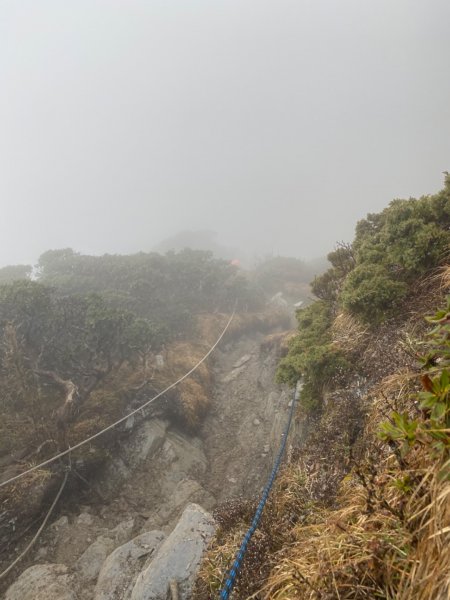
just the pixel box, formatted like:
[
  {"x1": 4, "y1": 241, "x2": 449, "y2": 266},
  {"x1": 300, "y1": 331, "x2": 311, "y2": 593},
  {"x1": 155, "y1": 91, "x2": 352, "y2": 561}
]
[
  {"x1": 200, "y1": 333, "x2": 290, "y2": 502},
  {"x1": 1, "y1": 326, "x2": 293, "y2": 600}
]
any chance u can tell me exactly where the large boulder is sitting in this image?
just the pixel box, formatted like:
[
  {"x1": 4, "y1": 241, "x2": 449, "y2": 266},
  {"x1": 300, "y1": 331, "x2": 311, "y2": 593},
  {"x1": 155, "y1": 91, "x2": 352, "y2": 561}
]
[
  {"x1": 94, "y1": 531, "x2": 165, "y2": 600},
  {"x1": 144, "y1": 479, "x2": 215, "y2": 531},
  {"x1": 130, "y1": 504, "x2": 216, "y2": 600},
  {"x1": 99, "y1": 419, "x2": 169, "y2": 494},
  {"x1": 4, "y1": 563, "x2": 77, "y2": 600},
  {"x1": 75, "y1": 535, "x2": 116, "y2": 582},
  {"x1": 75, "y1": 517, "x2": 136, "y2": 582}
]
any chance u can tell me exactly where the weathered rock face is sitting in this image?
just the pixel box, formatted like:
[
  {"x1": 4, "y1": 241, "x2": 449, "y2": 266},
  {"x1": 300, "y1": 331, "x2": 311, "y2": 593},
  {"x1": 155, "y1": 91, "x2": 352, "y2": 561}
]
[
  {"x1": 100, "y1": 419, "x2": 169, "y2": 494},
  {"x1": 4, "y1": 563, "x2": 77, "y2": 600},
  {"x1": 94, "y1": 531, "x2": 165, "y2": 600},
  {"x1": 200, "y1": 338, "x2": 295, "y2": 503},
  {"x1": 130, "y1": 504, "x2": 216, "y2": 600},
  {"x1": 144, "y1": 478, "x2": 215, "y2": 532},
  {"x1": 76, "y1": 535, "x2": 116, "y2": 582},
  {"x1": 46, "y1": 513, "x2": 136, "y2": 577},
  {"x1": 75, "y1": 517, "x2": 138, "y2": 582}
]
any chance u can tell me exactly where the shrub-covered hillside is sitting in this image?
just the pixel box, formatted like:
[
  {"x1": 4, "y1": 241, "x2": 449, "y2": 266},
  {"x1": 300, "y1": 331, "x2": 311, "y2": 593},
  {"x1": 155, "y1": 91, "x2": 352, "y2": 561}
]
[
  {"x1": 278, "y1": 174, "x2": 450, "y2": 409},
  {"x1": 195, "y1": 177, "x2": 450, "y2": 600},
  {"x1": 36, "y1": 248, "x2": 263, "y2": 335}
]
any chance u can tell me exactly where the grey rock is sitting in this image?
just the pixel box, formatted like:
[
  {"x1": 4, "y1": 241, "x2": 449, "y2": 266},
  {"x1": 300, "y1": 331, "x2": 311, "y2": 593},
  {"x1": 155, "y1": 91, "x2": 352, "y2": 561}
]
[
  {"x1": 95, "y1": 531, "x2": 165, "y2": 600},
  {"x1": 269, "y1": 292, "x2": 288, "y2": 308},
  {"x1": 125, "y1": 415, "x2": 135, "y2": 430},
  {"x1": 131, "y1": 420, "x2": 167, "y2": 462},
  {"x1": 99, "y1": 419, "x2": 169, "y2": 495},
  {"x1": 35, "y1": 546, "x2": 48, "y2": 559},
  {"x1": 221, "y1": 365, "x2": 246, "y2": 383},
  {"x1": 232, "y1": 354, "x2": 251, "y2": 369},
  {"x1": 253, "y1": 418, "x2": 261, "y2": 426},
  {"x1": 76, "y1": 512, "x2": 94, "y2": 526},
  {"x1": 154, "y1": 354, "x2": 165, "y2": 370},
  {"x1": 5, "y1": 564, "x2": 77, "y2": 600},
  {"x1": 162, "y1": 431, "x2": 208, "y2": 477},
  {"x1": 144, "y1": 479, "x2": 215, "y2": 531},
  {"x1": 131, "y1": 504, "x2": 216, "y2": 600},
  {"x1": 161, "y1": 439, "x2": 177, "y2": 462},
  {"x1": 76, "y1": 535, "x2": 115, "y2": 581},
  {"x1": 111, "y1": 518, "x2": 135, "y2": 544},
  {"x1": 50, "y1": 515, "x2": 69, "y2": 531}
]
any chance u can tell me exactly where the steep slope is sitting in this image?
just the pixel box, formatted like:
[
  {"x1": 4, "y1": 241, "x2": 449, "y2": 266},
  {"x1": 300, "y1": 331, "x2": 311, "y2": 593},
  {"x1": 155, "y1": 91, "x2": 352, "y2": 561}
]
[
  {"x1": 195, "y1": 179, "x2": 450, "y2": 600},
  {"x1": 0, "y1": 315, "x2": 293, "y2": 599}
]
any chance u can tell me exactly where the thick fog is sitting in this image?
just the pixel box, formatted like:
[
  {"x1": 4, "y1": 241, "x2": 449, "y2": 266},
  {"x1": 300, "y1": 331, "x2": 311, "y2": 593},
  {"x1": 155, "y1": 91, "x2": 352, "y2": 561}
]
[{"x1": 1, "y1": 0, "x2": 449, "y2": 267}]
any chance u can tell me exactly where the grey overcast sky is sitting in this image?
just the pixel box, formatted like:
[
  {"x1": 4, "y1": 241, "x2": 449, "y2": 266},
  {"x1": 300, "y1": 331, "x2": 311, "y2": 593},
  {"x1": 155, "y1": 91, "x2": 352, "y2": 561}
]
[{"x1": 1, "y1": 0, "x2": 449, "y2": 267}]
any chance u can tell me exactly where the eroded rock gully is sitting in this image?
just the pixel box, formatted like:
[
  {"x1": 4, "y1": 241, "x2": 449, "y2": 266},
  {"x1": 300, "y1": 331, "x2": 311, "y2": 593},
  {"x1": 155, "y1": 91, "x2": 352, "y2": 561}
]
[{"x1": 2, "y1": 329, "x2": 293, "y2": 599}]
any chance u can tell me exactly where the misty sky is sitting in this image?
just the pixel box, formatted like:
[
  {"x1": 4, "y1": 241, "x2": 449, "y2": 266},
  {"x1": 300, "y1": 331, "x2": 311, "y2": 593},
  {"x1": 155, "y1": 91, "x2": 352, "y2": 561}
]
[{"x1": 1, "y1": 0, "x2": 449, "y2": 267}]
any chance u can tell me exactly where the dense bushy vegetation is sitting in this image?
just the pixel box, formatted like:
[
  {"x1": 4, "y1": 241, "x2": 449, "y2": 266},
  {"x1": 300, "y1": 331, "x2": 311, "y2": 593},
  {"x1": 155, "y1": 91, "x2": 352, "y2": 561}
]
[
  {"x1": 0, "y1": 280, "x2": 160, "y2": 453},
  {"x1": 278, "y1": 176, "x2": 450, "y2": 410},
  {"x1": 0, "y1": 264, "x2": 32, "y2": 283},
  {"x1": 276, "y1": 301, "x2": 350, "y2": 409},
  {"x1": 315, "y1": 176, "x2": 450, "y2": 322},
  {"x1": 37, "y1": 248, "x2": 262, "y2": 337}
]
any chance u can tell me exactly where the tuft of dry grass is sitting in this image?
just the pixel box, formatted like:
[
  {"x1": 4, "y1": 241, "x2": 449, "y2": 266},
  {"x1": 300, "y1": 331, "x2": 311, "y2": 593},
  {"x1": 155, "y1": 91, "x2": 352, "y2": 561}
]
[
  {"x1": 176, "y1": 378, "x2": 210, "y2": 430},
  {"x1": 363, "y1": 370, "x2": 419, "y2": 439},
  {"x1": 163, "y1": 341, "x2": 214, "y2": 430},
  {"x1": 440, "y1": 264, "x2": 450, "y2": 290},
  {"x1": 260, "y1": 331, "x2": 297, "y2": 356},
  {"x1": 422, "y1": 264, "x2": 450, "y2": 294},
  {"x1": 331, "y1": 311, "x2": 369, "y2": 354},
  {"x1": 194, "y1": 466, "x2": 317, "y2": 600},
  {"x1": 166, "y1": 341, "x2": 212, "y2": 390}
]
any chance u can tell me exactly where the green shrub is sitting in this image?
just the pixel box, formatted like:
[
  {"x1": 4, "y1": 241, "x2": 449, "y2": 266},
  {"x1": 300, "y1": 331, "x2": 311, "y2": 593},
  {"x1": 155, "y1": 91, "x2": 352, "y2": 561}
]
[
  {"x1": 340, "y1": 264, "x2": 408, "y2": 324},
  {"x1": 277, "y1": 301, "x2": 351, "y2": 410},
  {"x1": 354, "y1": 176, "x2": 450, "y2": 280},
  {"x1": 311, "y1": 268, "x2": 340, "y2": 304}
]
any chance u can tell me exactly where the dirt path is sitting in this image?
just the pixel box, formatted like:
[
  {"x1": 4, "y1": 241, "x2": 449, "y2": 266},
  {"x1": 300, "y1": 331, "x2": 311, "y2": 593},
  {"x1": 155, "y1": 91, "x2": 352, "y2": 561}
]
[{"x1": 200, "y1": 332, "x2": 290, "y2": 503}]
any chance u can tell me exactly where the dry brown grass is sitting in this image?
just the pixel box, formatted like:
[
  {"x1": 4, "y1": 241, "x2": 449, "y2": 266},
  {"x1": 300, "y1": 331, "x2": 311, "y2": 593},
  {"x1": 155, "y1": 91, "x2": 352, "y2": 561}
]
[
  {"x1": 261, "y1": 454, "x2": 449, "y2": 600},
  {"x1": 194, "y1": 466, "x2": 317, "y2": 600},
  {"x1": 166, "y1": 341, "x2": 212, "y2": 389},
  {"x1": 260, "y1": 331, "x2": 297, "y2": 356},
  {"x1": 440, "y1": 264, "x2": 450, "y2": 290},
  {"x1": 259, "y1": 366, "x2": 450, "y2": 600},
  {"x1": 422, "y1": 264, "x2": 450, "y2": 294},
  {"x1": 163, "y1": 340, "x2": 214, "y2": 430},
  {"x1": 331, "y1": 311, "x2": 369, "y2": 354},
  {"x1": 176, "y1": 378, "x2": 210, "y2": 430},
  {"x1": 363, "y1": 370, "x2": 420, "y2": 439}
]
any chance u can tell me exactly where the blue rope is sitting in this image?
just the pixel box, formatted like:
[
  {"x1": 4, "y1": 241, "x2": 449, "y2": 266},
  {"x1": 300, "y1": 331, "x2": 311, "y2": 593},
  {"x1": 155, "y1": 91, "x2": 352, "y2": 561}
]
[{"x1": 218, "y1": 384, "x2": 299, "y2": 599}]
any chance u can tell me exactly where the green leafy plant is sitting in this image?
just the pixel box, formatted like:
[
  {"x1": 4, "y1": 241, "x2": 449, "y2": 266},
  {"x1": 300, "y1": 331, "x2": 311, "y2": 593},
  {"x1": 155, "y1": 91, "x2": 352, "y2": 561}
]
[{"x1": 379, "y1": 299, "x2": 450, "y2": 460}]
